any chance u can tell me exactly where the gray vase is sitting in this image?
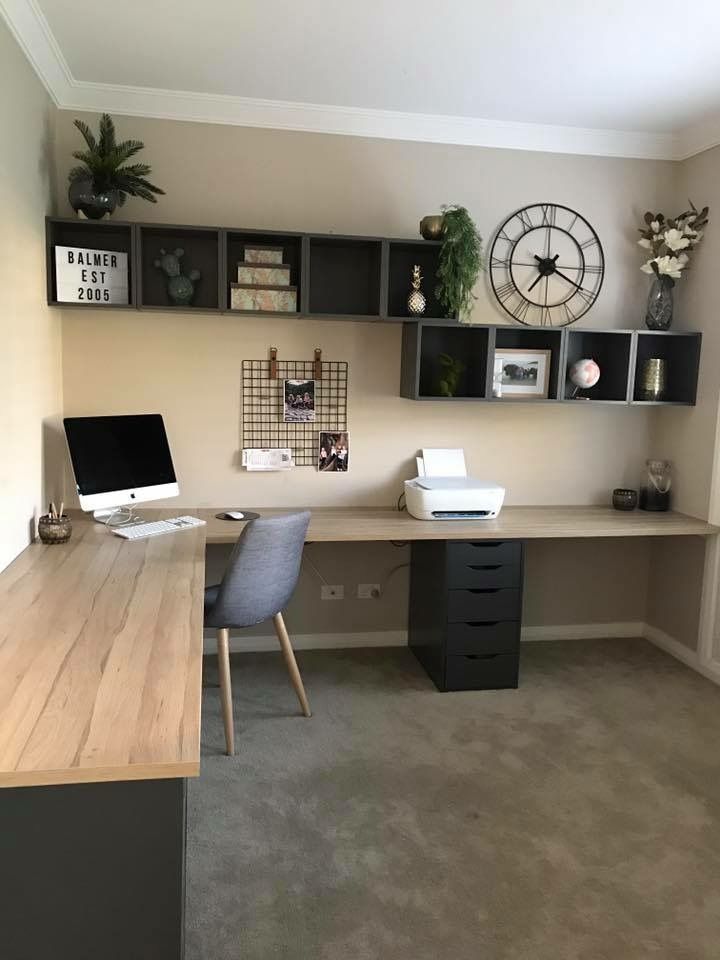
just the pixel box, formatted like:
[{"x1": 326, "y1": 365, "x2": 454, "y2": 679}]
[{"x1": 645, "y1": 275, "x2": 674, "y2": 330}]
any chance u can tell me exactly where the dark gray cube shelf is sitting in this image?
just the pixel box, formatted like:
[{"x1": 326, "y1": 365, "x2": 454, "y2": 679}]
[
  {"x1": 492, "y1": 327, "x2": 564, "y2": 402},
  {"x1": 387, "y1": 239, "x2": 446, "y2": 320},
  {"x1": 308, "y1": 236, "x2": 383, "y2": 318},
  {"x1": 224, "y1": 228, "x2": 303, "y2": 313},
  {"x1": 631, "y1": 331, "x2": 701, "y2": 405},
  {"x1": 46, "y1": 217, "x2": 135, "y2": 308},
  {"x1": 137, "y1": 224, "x2": 222, "y2": 312},
  {"x1": 401, "y1": 320, "x2": 490, "y2": 400},
  {"x1": 563, "y1": 329, "x2": 633, "y2": 402}
]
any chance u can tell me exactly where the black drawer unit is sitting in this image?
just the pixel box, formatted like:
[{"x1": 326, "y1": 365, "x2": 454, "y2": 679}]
[{"x1": 408, "y1": 539, "x2": 524, "y2": 692}]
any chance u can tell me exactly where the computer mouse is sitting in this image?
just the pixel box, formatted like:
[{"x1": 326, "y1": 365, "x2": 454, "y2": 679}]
[{"x1": 221, "y1": 511, "x2": 245, "y2": 521}]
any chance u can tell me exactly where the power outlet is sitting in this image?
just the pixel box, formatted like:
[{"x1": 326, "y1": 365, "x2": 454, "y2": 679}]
[
  {"x1": 357, "y1": 583, "x2": 381, "y2": 599},
  {"x1": 321, "y1": 584, "x2": 344, "y2": 600}
]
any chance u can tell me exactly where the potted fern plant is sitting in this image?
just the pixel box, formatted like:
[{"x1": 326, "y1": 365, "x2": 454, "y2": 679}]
[
  {"x1": 68, "y1": 113, "x2": 165, "y2": 219},
  {"x1": 435, "y1": 205, "x2": 484, "y2": 322}
]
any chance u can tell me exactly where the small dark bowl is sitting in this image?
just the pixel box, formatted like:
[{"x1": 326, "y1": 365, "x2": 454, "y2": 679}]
[
  {"x1": 612, "y1": 488, "x2": 638, "y2": 511},
  {"x1": 38, "y1": 514, "x2": 72, "y2": 544}
]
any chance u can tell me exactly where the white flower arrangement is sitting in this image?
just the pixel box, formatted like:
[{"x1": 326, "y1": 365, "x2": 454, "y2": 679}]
[{"x1": 638, "y1": 202, "x2": 709, "y2": 282}]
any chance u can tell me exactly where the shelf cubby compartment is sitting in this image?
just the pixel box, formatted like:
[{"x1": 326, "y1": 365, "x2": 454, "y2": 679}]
[
  {"x1": 401, "y1": 320, "x2": 490, "y2": 400},
  {"x1": 632, "y1": 331, "x2": 702, "y2": 405},
  {"x1": 137, "y1": 224, "x2": 221, "y2": 311},
  {"x1": 563, "y1": 329, "x2": 633, "y2": 403},
  {"x1": 225, "y1": 229, "x2": 302, "y2": 314},
  {"x1": 308, "y1": 236, "x2": 382, "y2": 318},
  {"x1": 492, "y1": 327, "x2": 564, "y2": 401},
  {"x1": 387, "y1": 239, "x2": 448, "y2": 320},
  {"x1": 46, "y1": 217, "x2": 135, "y2": 307}
]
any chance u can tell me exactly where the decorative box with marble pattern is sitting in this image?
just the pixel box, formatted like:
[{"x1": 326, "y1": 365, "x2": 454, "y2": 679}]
[
  {"x1": 244, "y1": 246, "x2": 284, "y2": 265},
  {"x1": 237, "y1": 263, "x2": 291, "y2": 286},
  {"x1": 230, "y1": 283, "x2": 298, "y2": 312}
]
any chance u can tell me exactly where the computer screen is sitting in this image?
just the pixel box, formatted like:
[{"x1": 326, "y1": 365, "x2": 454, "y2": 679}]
[{"x1": 64, "y1": 414, "x2": 177, "y2": 499}]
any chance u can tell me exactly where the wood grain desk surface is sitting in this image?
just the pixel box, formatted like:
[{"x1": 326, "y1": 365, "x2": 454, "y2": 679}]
[
  {"x1": 0, "y1": 519, "x2": 205, "y2": 789},
  {"x1": 0, "y1": 504, "x2": 715, "y2": 789},
  {"x1": 185, "y1": 505, "x2": 717, "y2": 544}
]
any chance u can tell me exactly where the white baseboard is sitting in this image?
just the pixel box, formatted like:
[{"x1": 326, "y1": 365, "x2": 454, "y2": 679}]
[
  {"x1": 203, "y1": 622, "x2": 720, "y2": 689},
  {"x1": 521, "y1": 622, "x2": 645, "y2": 642},
  {"x1": 205, "y1": 621, "x2": 645, "y2": 654},
  {"x1": 204, "y1": 630, "x2": 407, "y2": 654}
]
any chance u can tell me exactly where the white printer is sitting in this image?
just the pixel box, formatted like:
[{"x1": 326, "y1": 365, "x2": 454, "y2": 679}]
[{"x1": 403, "y1": 448, "x2": 505, "y2": 521}]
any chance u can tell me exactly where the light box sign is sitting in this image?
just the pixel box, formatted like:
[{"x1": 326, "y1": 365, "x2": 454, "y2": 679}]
[{"x1": 54, "y1": 245, "x2": 129, "y2": 304}]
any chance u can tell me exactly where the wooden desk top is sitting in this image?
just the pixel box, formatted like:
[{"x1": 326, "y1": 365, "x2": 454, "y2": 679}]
[
  {"x1": 184, "y1": 505, "x2": 717, "y2": 544},
  {"x1": 0, "y1": 520, "x2": 205, "y2": 789},
  {"x1": 1, "y1": 503, "x2": 714, "y2": 790}
]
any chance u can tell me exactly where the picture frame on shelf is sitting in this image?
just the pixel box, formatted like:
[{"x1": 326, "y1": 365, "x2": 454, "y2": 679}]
[{"x1": 493, "y1": 347, "x2": 551, "y2": 400}]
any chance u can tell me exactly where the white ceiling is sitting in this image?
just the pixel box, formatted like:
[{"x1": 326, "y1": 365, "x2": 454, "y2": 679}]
[{"x1": 4, "y1": 0, "x2": 720, "y2": 159}]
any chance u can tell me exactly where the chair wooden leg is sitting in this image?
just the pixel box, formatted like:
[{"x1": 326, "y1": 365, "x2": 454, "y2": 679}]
[
  {"x1": 273, "y1": 612, "x2": 312, "y2": 718},
  {"x1": 216, "y1": 628, "x2": 235, "y2": 756}
]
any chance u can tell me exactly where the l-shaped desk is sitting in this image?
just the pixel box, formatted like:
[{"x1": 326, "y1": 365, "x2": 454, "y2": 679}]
[{"x1": 0, "y1": 505, "x2": 716, "y2": 959}]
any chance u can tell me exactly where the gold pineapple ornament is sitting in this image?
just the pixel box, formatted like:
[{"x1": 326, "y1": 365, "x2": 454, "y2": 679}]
[{"x1": 407, "y1": 264, "x2": 426, "y2": 316}]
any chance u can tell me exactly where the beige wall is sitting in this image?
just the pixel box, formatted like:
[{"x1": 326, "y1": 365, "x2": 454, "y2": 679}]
[
  {"x1": 0, "y1": 20, "x2": 63, "y2": 572},
  {"x1": 650, "y1": 146, "x2": 720, "y2": 523},
  {"x1": 52, "y1": 111, "x2": 679, "y2": 633}
]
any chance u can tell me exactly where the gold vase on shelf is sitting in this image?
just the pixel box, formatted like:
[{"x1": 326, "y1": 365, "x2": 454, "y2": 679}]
[
  {"x1": 638, "y1": 357, "x2": 667, "y2": 401},
  {"x1": 419, "y1": 214, "x2": 444, "y2": 240}
]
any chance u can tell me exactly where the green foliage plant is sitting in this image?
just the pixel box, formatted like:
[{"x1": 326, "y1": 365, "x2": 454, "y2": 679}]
[
  {"x1": 436, "y1": 205, "x2": 484, "y2": 321},
  {"x1": 438, "y1": 352, "x2": 466, "y2": 397},
  {"x1": 68, "y1": 113, "x2": 165, "y2": 205}
]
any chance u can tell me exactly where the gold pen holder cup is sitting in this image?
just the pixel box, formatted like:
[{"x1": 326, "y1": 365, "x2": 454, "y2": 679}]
[
  {"x1": 38, "y1": 514, "x2": 72, "y2": 544},
  {"x1": 638, "y1": 357, "x2": 667, "y2": 402}
]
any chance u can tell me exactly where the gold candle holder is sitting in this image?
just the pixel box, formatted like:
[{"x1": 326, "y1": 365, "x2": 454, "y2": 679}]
[{"x1": 638, "y1": 357, "x2": 667, "y2": 401}]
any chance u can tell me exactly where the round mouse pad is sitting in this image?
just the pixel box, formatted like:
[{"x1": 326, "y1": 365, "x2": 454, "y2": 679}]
[{"x1": 215, "y1": 511, "x2": 260, "y2": 522}]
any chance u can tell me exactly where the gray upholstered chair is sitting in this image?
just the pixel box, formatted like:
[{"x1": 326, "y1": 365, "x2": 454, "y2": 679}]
[{"x1": 204, "y1": 511, "x2": 312, "y2": 755}]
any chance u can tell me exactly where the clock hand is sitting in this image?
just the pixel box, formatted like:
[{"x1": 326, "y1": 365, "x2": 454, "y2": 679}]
[
  {"x1": 527, "y1": 273, "x2": 544, "y2": 292},
  {"x1": 554, "y1": 269, "x2": 583, "y2": 289}
]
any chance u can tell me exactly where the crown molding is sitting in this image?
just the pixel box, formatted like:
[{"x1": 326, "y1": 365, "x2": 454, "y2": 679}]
[
  {"x1": 0, "y1": 0, "x2": 72, "y2": 103},
  {"x1": 0, "y1": 0, "x2": 707, "y2": 162},
  {"x1": 676, "y1": 116, "x2": 720, "y2": 161},
  {"x1": 59, "y1": 80, "x2": 681, "y2": 161}
]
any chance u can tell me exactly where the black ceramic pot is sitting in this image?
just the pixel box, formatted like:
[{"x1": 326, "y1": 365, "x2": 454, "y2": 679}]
[{"x1": 68, "y1": 178, "x2": 117, "y2": 219}]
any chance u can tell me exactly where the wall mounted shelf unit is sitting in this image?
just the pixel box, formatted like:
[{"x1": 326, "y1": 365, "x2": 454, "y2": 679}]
[
  {"x1": 45, "y1": 218, "x2": 455, "y2": 321},
  {"x1": 400, "y1": 321, "x2": 701, "y2": 407}
]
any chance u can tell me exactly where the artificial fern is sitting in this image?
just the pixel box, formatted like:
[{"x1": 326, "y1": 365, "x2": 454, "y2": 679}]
[
  {"x1": 435, "y1": 205, "x2": 483, "y2": 321},
  {"x1": 68, "y1": 113, "x2": 165, "y2": 205}
]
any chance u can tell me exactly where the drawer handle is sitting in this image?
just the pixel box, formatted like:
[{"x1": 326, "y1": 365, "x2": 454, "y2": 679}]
[
  {"x1": 467, "y1": 588, "x2": 500, "y2": 595},
  {"x1": 466, "y1": 621, "x2": 500, "y2": 627},
  {"x1": 468, "y1": 564, "x2": 501, "y2": 571},
  {"x1": 465, "y1": 654, "x2": 499, "y2": 661},
  {"x1": 467, "y1": 542, "x2": 503, "y2": 549}
]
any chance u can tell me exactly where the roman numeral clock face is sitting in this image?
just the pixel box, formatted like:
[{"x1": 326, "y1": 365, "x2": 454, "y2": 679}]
[{"x1": 489, "y1": 204, "x2": 604, "y2": 326}]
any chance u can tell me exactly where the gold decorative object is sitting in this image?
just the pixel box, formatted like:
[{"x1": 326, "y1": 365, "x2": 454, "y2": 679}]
[
  {"x1": 419, "y1": 214, "x2": 444, "y2": 240},
  {"x1": 407, "y1": 265, "x2": 426, "y2": 316},
  {"x1": 638, "y1": 357, "x2": 667, "y2": 401}
]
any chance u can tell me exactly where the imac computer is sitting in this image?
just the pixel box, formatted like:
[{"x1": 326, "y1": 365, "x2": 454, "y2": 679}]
[{"x1": 64, "y1": 414, "x2": 179, "y2": 522}]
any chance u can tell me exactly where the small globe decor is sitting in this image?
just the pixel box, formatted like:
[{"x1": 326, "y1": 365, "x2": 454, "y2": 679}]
[{"x1": 568, "y1": 357, "x2": 600, "y2": 399}]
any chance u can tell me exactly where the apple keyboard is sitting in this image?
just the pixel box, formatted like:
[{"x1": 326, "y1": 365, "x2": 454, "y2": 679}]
[{"x1": 112, "y1": 516, "x2": 205, "y2": 540}]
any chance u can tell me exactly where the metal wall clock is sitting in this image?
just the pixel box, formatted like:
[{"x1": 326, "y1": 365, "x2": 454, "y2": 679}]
[{"x1": 489, "y1": 203, "x2": 604, "y2": 326}]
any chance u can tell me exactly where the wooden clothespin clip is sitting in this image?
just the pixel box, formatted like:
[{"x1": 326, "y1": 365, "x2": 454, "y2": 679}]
[
  {"x1": 314, "y1": 348, "x2": 322, "y2": 380},
  {"x1": 269, "y1": 346, "x2": 278, "y2": 380}
]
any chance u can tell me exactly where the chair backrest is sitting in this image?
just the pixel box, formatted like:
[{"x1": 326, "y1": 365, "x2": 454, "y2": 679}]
[{"x1": 211, "y1": 511, "x2": 311, "y2": 628}]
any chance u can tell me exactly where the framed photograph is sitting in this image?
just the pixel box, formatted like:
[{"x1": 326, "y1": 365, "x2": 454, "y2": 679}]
[
  {"x1": 318, "y1": 432, "x2": 349, "y2": 472},
  {"x1": 493, "y1": 348, "x2": 551, "y2": 399},
  {"x1": 283, "y1": 379, "x2": 316, "y2": 422}
]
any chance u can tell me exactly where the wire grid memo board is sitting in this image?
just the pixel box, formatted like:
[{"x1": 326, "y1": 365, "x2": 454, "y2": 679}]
[{"x1": 242, "y1": 359, "x2": 349, "y2": 466}]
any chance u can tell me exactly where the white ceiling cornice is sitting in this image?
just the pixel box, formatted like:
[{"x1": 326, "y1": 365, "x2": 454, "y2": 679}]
[{"x1": 2, "y1": 0, "x2": 717, "y2": 163}]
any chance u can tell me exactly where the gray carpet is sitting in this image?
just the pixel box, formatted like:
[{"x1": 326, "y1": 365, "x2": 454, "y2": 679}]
[{"x1": 186, "y1": 640, "x2": 720, "y2": 960}]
